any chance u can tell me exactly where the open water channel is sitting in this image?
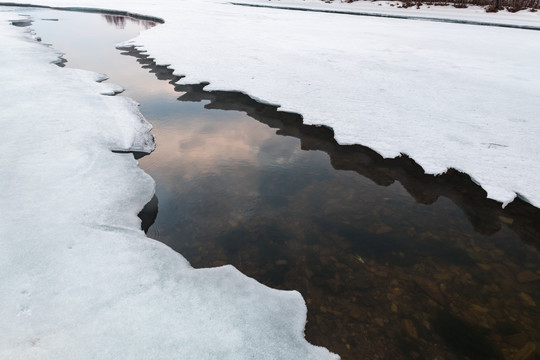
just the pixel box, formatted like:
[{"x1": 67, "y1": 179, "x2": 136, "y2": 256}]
[{"x1": 9, "y1": 7, "x2": 540, "y2": 360}]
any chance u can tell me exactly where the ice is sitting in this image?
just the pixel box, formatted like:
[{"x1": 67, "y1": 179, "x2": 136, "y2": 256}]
[{"x1": 0, "y1": 10, "x2": 337, "y2": 360}]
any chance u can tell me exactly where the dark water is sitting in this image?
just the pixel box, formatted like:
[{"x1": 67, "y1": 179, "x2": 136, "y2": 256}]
[{"x1": 15, "y1": 7, "x2": 540, "y2": 360}]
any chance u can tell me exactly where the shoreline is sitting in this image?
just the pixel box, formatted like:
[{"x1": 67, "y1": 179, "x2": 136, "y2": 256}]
[{"x1": 231, "y1": 2, "x2": 540, "y2": 30}]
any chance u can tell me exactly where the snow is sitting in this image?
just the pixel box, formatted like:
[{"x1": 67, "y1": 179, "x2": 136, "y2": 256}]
[
  {"x1": 0, "y1": 9, "x2": 337, "y2": 360},
  {"x1": 3, "y1": 0, "x2": 539, "y2": 208},
  {"x1": 1, "y1": 0, "x2": 540, "y2": 357}
]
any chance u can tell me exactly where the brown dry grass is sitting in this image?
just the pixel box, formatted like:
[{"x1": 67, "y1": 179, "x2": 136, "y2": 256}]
[{"x1": 355, "y1": 0, "x2": 540, "y2": 12}]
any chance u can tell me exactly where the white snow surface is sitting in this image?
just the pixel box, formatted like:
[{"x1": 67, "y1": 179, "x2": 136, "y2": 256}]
[
  {"x1": 0, "y1": 10, "x2": 337, "y2": 360},
  {"x1": 4, "y1": 0, "x2": 540, "y2": 208},
  {"x1": 233, "y1": 0, "x2": 540, "y2": 28}
]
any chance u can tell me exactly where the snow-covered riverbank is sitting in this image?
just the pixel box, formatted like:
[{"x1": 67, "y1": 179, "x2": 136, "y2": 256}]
[{"x1": 234, "y1": 0, "x2": 540, "y2": 28}]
